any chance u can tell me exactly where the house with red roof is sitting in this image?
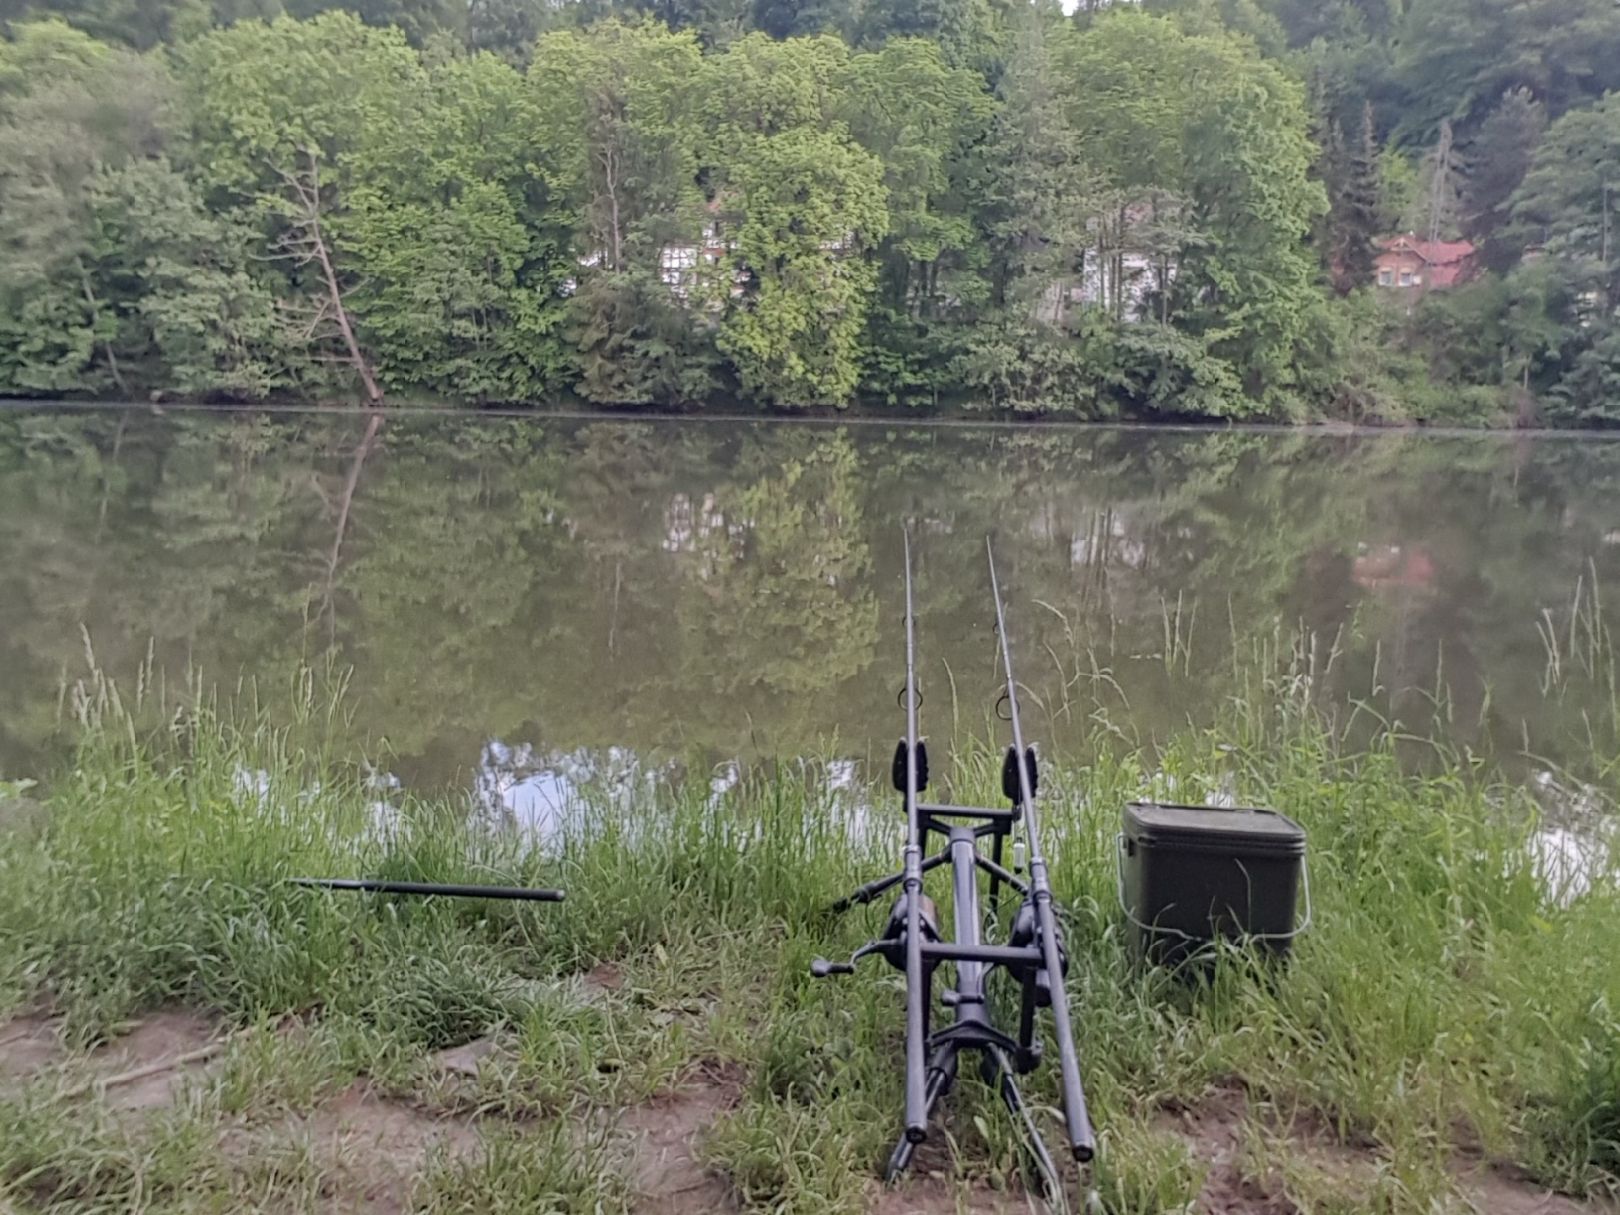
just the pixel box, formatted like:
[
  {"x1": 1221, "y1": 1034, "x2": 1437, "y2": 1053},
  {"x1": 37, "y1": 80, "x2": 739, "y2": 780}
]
[{"x1": 1373, "y1": 234, "x2": 1477, "y2": 292}]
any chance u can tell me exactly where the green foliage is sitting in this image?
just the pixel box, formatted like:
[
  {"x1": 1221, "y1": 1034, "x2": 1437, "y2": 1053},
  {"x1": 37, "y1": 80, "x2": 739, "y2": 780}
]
[
  {"x1": 531, "y1": 21, "x2": 718, "y2": 404},
  {"x1": 343, "y1": 51, "x2": 573, "y2": 401},
  {"x1": 89, "y1": 158, "x2": 286, "y2": 398},
  {"x1": 345, "y1": 185, "x2": 569, "y2": 402},
  {"x1": 852, "y1": 0, "x2": 999, "y2": 68},
  {"x1": 1108, "y1": 319, "x2": 1249, "y2": 417},
  {"x1": 1391, "y1": 0, "x2": 1620, "y2": 144},
  {"x1": 1146, "y1": 0, "x2": 1288, "y2": 56},
  {"x1": 170, "y1": 14, "x2": 428, "y2": 400},
  {"x1": 1510, "y1": 95, "x2": 1620, "y2": 285},
  {"x1": 6, "y1": 649, "x2": 1620, "y2": 1205},
  {"x1": 7, "y1": 0, "x2": 1618, "y2": 422},
  {"x1": 530, "y1": 20, "x2": 707, "y2": 270},
  {"x1": 1323, "y1": 102, "x2": 1380, "y2": 293},
  {"x1": 1256, "y1": 0, "x2": 1620, "y2": 426},
  {"x1": 1059, "y1": 11, "x2": 1324, "y2": 413},
  {"x1": 177, "y1": 13, "x2": 423, "y2": 203},
  {"x1": 0, "y1": 16, "x2": 112, "y2": 92},
  {"x1": 0, "y1": 24, "x2": 276, "y2": 399},
  {"x1": 856, "y1": 305, "x2": 958, "y2": 407},
  {"x1": 718, "y1": 124, "x2": 889, "y2": 407},
  {"x1": 979, "y1": 12, "x2": 1094, "y2": 311},
  {"x1": 952, "y1": 314, "x2": 1106, "y2": 416},
  {"x1": 1464, "y1": 87, "x2": 1547, "y2": 269},
  {"x1": 1488, "y1": 96, "x2": 1620, "y2": 424},
  {"x1": 703, "y1": 30, "x2": 849, "y2": 145},
  {"x1": 571, "y1": 268, "x2": 722, "y2": 406},
  {"x1": 835, "y1": 38, "x2": 988, "y2": 272},
  {"x1": 283, "y1": 0, "x2": 468, "y2": 47}
]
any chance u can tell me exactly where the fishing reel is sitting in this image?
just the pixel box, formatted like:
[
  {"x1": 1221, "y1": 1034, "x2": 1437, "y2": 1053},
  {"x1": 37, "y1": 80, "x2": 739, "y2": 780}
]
[
  {"x1": 1004, "y1": 896, "x2": 1068, "y2": 1008},
  {"x1": 880, "y1": 891, "x2": 940, "y2": 969},
  {"x1": 811, "y1": 890, "x2": 940, "y2": 979}
]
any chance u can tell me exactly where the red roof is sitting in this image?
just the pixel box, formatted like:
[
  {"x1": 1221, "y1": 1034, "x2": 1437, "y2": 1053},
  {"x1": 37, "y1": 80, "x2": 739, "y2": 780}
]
[{"x1": 1376, "y1": 234, "x2": 1477, "y2": 287}]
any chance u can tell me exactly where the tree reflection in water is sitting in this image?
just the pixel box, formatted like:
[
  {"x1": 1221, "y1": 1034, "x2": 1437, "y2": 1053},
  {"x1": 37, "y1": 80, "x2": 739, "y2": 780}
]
[{"x1": 3, "y1": 408, "x2": 1620, "y2": 798}]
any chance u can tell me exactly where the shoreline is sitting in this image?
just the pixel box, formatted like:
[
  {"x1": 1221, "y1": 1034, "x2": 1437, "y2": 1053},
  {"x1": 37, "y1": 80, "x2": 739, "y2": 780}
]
[
  {"x1": 1, "y1": 676, "x2": 1616, "y2": 1212},
  {"x1": 3, "y1": 397, "x2": 1617, "y2": 443}
]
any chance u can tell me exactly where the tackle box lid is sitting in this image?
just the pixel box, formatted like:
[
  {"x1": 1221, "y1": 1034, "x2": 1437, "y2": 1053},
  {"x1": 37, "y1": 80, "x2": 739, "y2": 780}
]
[{"x1": 1123, "y1": 801, "x2": 1306, "y2": 856}]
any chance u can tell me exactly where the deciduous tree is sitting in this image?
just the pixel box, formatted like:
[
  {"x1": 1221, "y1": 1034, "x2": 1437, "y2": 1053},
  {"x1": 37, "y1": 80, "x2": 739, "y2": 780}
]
[
  {"x1": 530, "y1": 20, "x2": 714, "y2": 404},
  {"x1": 178, "y1": 12, "x2": 423, "y2": 400},
  {"x1": 718, "y1": 126, "x2": 889, "y2": 406},
  {"x1": 344, "y1": 51, "x2": 574, "y2": 401}
]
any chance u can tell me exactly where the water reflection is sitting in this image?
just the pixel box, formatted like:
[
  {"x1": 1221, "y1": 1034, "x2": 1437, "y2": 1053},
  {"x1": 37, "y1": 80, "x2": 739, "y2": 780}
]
[
  {"x1": 1531, "y1": 825, "x2": 1604, "y2": 903},
  {"x1": 1528, "y1": 770, "x2": 1618, "y2": 902},
  {"x1": 5, "y1": 409, "x2": 1620, "y2": 797},
  {"x1": 474, "y1": 741, "x2": 665, "y2": 843}
]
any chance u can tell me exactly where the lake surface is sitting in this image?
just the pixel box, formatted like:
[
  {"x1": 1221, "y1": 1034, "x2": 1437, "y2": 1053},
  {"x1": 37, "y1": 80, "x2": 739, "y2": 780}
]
[{"x1": 3, "y1": 407, "x2": 1620, "y2": 809}]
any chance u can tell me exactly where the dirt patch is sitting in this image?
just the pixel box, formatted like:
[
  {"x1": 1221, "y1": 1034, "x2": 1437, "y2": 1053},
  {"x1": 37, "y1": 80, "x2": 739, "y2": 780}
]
[
  {"x1": 0, "y1": 1009, "x2": 222, "y2": 1111},
  {"x1": 86, "y1": 1009, "x2": 222, "y2": 1112},
  {"x1": 619, "y1": 1059, "x2": 742, "y2": 1214},
  {"x1": 1155, "y1": 1086, "x2": 1617, "y2": 1215},
  {"x1": 872, "y1": 1175, "x2": 1032, "y2": 1215},
  {"x1": 866, "y1": 1129, "x2": 1037, "y2": 1214},
  {"x1": 1455, "y1": 1160, "x2": 1616, "y2": 1215},
  {"x1": 0, "y1": 794, "x2": 44, "y2": 838},
  {"x1": 259, "y1": 1079, "x2": 482, "y2": 1214},
  {"x1": 1154, "y1": 1086, "x2": 1302, "y2": 1215},
  {"x1": 583, "y1": 961, "x2": 625, "y2": 995},
  {"x1": 431, "y1": 1034, "x2": 503, "y2": 1080},
  {"x1": 0, "y1": 1014, "x2": 64, "y2": 1093}
]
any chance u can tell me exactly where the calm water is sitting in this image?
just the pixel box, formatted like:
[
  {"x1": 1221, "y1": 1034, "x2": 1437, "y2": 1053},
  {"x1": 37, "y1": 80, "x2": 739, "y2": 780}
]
[{"x1": 3, "y1": 408, "x2": 1619, "y2": 807}]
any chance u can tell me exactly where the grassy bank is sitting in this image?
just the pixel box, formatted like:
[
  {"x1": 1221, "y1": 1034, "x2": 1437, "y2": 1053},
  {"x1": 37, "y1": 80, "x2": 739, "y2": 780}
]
[{"x1": 0, "y1": 671, "x2": 1617, "y2": 1213}]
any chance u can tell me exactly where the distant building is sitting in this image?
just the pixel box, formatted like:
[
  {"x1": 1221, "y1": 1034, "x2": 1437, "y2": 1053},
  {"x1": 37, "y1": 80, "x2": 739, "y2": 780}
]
[
  {"x1": 1072, "y1": 250, "x2": 1170, "y2": 322},
  {"x1": 658, "y1": 222, "x2": 743, "y2": 301},
  {"x1": 565, "y1": 196, "x2": 750, "y2": 304},
  {"x1": 1373, "y1": 234, "x2": 1477, "y2": 292},
  {"x1": 1043, "y1": 200, "x2": 1182, "y2": 325},
  {"x1": 1352, "y1": 543, "x2": 1435, "y2": 592}
]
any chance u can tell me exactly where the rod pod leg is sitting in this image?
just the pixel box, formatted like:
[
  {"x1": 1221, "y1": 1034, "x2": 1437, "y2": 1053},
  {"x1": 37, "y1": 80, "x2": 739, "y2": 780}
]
[
  {"x1": 883, "y1": 1042, "x2": 956, "y2": 1182},
  {"x1": 988, "y1": 1049, "x2": 1064, "y2": 1203}
]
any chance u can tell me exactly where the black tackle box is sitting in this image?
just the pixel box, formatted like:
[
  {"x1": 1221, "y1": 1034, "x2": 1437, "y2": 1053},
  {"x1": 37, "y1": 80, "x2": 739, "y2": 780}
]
[{"x1": 1119, "y1": 801, "x2": 1308, "y2": 966}]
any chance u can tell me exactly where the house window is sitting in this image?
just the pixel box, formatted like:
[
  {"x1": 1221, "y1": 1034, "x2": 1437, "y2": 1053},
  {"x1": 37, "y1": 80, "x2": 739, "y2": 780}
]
[
  {"x1": 1378, "y1": 268, "x2": 1393, "y2": 286},
  {"x1": 1399, "y1": 269, "x2": 1415, "y2": 286}
]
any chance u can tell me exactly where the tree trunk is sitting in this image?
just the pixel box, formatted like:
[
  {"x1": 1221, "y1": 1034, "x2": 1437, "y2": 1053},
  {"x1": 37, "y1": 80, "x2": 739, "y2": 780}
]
[
  {"x1": 311, "y1": 227, "x2": 383, "y2": 406},
  {"x1": 603, "y1": 143, "x2": 623, "y2": 272},
  {"x1": 278, "y1": 149, "x2": 384, "y2": 407},
  {"x1": 78, "y1": 263, "x2": 128, "y2": 396}
]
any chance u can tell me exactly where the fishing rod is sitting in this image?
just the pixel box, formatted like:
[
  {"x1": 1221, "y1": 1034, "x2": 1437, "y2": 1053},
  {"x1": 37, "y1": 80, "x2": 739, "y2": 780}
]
[
  {"x1": 812, "y1": 531, "x2": 1095, "y2": 1196},
  {"x1": 988, "y1": 537, "x2": 1096, "y2": 1168},
  {"x1": 290, "y1": 877, "x2": 564, "y2": 901},
  {"x1": 900, "y1": 527, "x2": 928, "y2": 1145}
]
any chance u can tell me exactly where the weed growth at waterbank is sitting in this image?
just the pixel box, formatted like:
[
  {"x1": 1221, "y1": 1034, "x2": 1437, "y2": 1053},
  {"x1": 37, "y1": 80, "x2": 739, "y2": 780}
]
[{"x1": 0, "y1": 662, "x2": 1616, "y2": 1213}]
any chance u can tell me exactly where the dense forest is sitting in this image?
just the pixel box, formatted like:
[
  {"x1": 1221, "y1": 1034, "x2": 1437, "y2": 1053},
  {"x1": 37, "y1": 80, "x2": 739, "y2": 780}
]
[{"x1": 1, "y1": 0, "x2": 1619, "y2": 422}]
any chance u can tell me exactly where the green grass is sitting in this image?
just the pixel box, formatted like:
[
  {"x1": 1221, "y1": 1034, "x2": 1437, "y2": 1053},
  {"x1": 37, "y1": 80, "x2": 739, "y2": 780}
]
[{"x1": 0, "y1": 661, "x2": 1617, "y2": 1213}]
